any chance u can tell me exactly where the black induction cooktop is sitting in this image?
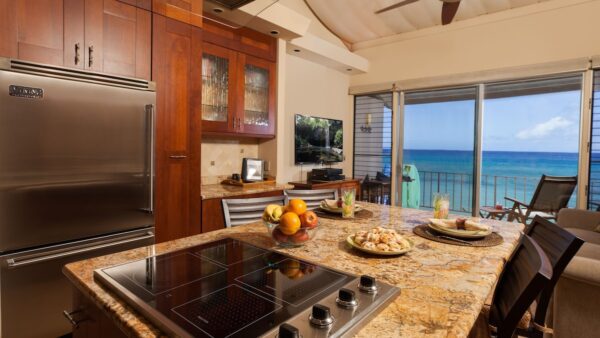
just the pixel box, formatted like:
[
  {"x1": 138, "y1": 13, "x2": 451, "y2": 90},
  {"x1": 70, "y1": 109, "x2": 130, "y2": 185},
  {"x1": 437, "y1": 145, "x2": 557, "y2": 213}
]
[{"x1": 94, "y1": 238, "x2": 399, "y2": 338}]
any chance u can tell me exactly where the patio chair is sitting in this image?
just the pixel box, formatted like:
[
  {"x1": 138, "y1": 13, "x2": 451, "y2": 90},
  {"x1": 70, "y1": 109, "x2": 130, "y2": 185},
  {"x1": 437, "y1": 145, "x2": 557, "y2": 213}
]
[
  {"x1": 222, "y1": 195, "x2": 286, "y2": 227},
  {"x1": 284, "y1": 189, "x2": 338, "y2": 210},
  {"x1": 505, "y1": 175, "x2": 577, "y2": 224}
]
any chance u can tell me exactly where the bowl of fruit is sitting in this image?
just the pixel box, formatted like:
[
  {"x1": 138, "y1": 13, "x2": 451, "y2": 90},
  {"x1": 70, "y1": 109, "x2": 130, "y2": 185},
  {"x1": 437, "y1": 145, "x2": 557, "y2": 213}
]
[{"x1": 262, "y1": 199, "x2": 319, "y2": 247}]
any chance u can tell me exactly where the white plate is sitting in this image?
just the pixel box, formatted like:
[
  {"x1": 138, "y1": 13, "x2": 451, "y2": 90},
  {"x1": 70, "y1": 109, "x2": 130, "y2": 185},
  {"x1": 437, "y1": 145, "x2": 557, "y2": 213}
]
[
  {"x1": 427, "y1": 219, "x2": 491, "y2": 239},
  {"x1": 319, "y1": 204, "x2": 362, "y2": 214},
  {"x1": 346, "y1": 235, "x2": 413, "y2": 256}
]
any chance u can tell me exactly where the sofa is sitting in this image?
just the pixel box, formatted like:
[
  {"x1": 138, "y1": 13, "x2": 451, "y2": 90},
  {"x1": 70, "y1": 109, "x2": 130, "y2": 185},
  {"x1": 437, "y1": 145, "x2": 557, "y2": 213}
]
[{"x1": 552, "y1": 208, "x2": 600, "y2": 337}]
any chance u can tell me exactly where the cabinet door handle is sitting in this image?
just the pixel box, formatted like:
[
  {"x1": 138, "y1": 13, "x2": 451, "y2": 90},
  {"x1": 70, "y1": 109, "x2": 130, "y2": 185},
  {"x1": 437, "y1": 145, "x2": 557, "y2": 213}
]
[
  {"x1": 169, "y1": 155, "x2": 187, "y2": 159},
  {"x1": 88, "y1": 45, "x2": 94, "y2": 67},
  {"x1": 74, "y1": 43, "x2": 80, "y2": 65}
]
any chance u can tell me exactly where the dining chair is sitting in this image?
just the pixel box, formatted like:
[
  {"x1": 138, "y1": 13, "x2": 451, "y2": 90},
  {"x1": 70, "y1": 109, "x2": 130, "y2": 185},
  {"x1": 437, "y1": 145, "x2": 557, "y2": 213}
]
[
  {"x1": 222, "y1": 195, "x2": 286, "y2": 227},
  {"x1": 516, "y1": 216, "x2": 584, "y2": 337},
  {"x1": 284, "y1": 189, "x2": 338, "y2": 210},
  {"x1": 506, "y1": 175, "x2": 577, "y2": 224},
  {"x1": 481, "y1": 235, "x2": 553, "y2": 338}
]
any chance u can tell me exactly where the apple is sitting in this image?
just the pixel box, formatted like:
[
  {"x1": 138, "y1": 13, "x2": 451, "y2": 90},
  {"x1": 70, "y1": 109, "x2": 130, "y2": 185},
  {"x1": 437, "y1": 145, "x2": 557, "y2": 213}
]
[
  {"x1": 299, "y1": 211, "x2": 318, "y2": 229},
  {"x1": 290, "y1": 229, "x2": 310, "y2": 243},
  {"x1": 337, "y1": 198, "x2": 343, "y2": 208},
  {"x1": 272, "y1": 227, "x2": 289, "y2": 243}
]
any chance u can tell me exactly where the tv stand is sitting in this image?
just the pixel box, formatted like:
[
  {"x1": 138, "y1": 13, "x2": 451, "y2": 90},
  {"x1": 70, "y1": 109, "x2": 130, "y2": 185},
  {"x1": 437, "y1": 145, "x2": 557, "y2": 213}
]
[{"x1": 287, "y1": 178, "x2": 361, "y2": 201}]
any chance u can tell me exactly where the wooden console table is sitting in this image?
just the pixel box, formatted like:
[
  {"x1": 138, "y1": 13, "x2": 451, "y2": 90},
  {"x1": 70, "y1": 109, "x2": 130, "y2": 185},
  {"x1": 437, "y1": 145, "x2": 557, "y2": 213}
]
[{"x1": 288, "y1": 178, "x2": 361, "y2": 201}]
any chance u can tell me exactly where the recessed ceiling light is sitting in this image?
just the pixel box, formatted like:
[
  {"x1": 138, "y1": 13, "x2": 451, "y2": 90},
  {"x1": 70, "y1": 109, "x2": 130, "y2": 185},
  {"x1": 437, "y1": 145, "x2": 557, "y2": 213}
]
[
  {"x1": 293, "y1": 49, "x2": 301, "y2": 52},
  {"x1": 270, "y1": 30, "x2": 279, "y2": 35},
  {"x1": 213, "y1": 8, "x2": 223, "y2": 13},
  {"x1": 346, "y1": 68, "x2": 352, "y2": 71}
]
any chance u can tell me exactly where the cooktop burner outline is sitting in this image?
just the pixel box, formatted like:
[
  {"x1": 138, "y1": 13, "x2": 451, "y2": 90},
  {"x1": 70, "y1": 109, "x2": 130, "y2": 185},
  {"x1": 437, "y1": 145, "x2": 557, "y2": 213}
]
[
  {"x1": 171, "y1": 284, "x2": 282, "y2": 338},
  {"x1": 195, "y1": 240, "x2": 268, "y2": 267},
  {"x1": 104, "y1": 252, "x2": 228, "y2": 296},
  {"x1": 235, "y1": 258, "x2": 349, "y2": 307}
]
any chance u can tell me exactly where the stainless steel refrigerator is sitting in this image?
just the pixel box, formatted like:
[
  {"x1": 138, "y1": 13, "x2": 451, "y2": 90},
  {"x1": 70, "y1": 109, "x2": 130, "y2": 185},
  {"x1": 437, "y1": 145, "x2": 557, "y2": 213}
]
[{"x1": 0, "y1": 58, "x2": 156, "y2": 338}]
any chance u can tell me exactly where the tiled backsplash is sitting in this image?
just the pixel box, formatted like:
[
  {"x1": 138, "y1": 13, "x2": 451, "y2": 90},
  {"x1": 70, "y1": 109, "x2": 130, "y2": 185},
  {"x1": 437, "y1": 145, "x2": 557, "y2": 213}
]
[{"x1": 201, "y1": 138, "x2": 259, "y2": 185}]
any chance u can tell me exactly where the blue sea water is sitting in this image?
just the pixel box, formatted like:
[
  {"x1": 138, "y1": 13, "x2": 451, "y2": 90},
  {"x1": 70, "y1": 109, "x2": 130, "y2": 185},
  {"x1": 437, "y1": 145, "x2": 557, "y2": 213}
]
[{"x1": 395, "y1": 149, "x2": 579, "y2": 211}]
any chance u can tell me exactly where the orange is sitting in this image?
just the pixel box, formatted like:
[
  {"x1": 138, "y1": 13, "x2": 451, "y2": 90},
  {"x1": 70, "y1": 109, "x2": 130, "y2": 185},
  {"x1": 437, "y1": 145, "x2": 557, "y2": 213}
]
[
  {"x1": 279, "y1": 212, "x2": 301, "y2": 235},
  {"x1": 287, "y1": 199, "x2": 307, "y2": 215}
]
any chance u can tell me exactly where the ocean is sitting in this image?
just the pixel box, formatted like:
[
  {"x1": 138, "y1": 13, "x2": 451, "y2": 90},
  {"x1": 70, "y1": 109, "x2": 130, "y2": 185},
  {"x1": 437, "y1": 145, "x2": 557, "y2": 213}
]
[{"x1": 398, "y1": 149, "x2": 579, "y2": 212}]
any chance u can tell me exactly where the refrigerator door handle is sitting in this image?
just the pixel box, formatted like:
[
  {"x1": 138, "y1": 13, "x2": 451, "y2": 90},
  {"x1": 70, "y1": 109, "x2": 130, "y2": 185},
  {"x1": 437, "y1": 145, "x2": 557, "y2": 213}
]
[
  {"x1": 6, "y1": 232, "x2": 154, "y2": 268},
  {"x1": 146, "y1": 104, "x2": 155, "y2": 214}
]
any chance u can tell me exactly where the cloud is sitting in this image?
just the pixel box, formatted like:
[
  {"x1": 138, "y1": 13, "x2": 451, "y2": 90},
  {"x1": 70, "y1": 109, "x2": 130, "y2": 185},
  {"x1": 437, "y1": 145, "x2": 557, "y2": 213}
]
[{"x1": 515, "y1": 116, "x2": 573, "y2": 140}]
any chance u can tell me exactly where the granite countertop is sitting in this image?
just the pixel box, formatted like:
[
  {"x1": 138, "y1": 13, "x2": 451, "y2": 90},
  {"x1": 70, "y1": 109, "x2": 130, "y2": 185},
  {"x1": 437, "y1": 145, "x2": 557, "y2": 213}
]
[
  {"x1": 63, "y1": 204, "x2": 523, "y2": 338},
  {"x1": 201, "y1": 183, "x2": 294, "y2": 200}
]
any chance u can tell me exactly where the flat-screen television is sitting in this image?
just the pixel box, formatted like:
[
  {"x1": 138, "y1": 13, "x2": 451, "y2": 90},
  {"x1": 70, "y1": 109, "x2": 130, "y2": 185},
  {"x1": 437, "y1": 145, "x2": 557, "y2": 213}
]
[{"x1": 295, "y1": 114, "x2": 343, "y2": 164}]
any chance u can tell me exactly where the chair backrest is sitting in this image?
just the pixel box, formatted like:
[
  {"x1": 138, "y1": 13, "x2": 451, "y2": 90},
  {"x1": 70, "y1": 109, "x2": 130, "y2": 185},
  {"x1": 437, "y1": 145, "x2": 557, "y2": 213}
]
[
  {"x1": 529, "y1": 175, "x2": 577, "y2": 212},
  {"x1": 222, "y1": 195, "x2": 286, "y2": 227},
  {"x1": 526, "y1": 215, "x2": 584, "y2": 326},
  {"x1": 284, "y1": 189, "x2": 338, "y2": 211},
  {"x1": 489, "y1": 235, "x2": 552, "y2": 338}
]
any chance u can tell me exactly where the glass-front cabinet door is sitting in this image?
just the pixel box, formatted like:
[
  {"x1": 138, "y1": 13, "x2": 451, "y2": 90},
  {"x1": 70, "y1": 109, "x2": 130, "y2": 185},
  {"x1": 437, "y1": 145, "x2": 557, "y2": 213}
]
[
  {"x1": 201, "y1": 43, "x2": 236, "y2": 133},
  {"x1": 238, "y1": 54, "x2": 275, "y2": 136}
]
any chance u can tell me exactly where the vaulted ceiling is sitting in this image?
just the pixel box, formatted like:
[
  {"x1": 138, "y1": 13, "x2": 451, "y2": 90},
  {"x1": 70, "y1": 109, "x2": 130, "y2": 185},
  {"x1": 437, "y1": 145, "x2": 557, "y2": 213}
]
[{"x1": 304, "y1": 0, "x2": 550, "y2": 45}]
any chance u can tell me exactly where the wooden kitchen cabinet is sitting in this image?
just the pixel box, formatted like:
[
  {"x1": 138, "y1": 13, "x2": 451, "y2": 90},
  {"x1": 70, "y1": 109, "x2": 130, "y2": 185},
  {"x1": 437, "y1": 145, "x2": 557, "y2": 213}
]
[
  {"x1": 153, "y1": 0, "x2": 202, "y2": 27},
  {"x1": 0, "y1": 0, "x2": 150, "y2": 79},
  {"x1": 0, "y1": 0, "x2": 66, "y2": 65},
  {"x1": 84, "y1": 0, "x2": 152, "y2": 79},
  {"x1": 201, "y1": 19, "x2": 277, "y2": 138},
  {"x1": 153, "y1": 14, "x2": 202, "y2": 243},
  {"x1": 70, "y1": 287, "x2": 127, "y2": 338}
]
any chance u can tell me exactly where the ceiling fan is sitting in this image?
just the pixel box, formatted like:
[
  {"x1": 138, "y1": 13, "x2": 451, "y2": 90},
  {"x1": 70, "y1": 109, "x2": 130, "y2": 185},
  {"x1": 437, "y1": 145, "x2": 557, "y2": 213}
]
[{"x1": 375, "y1": 0, "x2": 461, "y2": 25}]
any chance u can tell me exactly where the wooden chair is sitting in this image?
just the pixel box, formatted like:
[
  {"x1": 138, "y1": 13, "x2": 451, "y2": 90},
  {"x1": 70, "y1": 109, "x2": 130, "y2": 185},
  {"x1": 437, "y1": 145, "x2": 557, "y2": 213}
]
[
  {"x1": 222, "y1": 195, "x2": 286, "y2": 228},
  {"x1": 284, "y1": 189, "x2": 338, "y2": 211},
  {"x1": 484, "y1": 235, "x2": 553, "y2": 338},
  {"x1": 515, "y1": 216, "x2": 584, "y2": 337},
  {"x1": 506, "y1": 175, "x2": 577, "y2": 224}
]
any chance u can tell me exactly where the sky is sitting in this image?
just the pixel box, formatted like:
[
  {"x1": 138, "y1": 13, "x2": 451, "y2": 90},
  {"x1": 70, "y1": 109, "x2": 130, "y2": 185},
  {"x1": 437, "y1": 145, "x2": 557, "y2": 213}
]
[{"x1": 402, "y1": 90, "x2": 581, "y2": 153}]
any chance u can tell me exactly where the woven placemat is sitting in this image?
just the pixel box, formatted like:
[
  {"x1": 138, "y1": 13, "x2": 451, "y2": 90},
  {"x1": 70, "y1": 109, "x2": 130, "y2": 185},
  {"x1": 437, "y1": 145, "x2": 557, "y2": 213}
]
[
  {"x1": 314, "y1": 209, "x2": 374, "y2": 220},
  {"x1": 413, "y1": 224, "x2": 503, "y2": 247}
]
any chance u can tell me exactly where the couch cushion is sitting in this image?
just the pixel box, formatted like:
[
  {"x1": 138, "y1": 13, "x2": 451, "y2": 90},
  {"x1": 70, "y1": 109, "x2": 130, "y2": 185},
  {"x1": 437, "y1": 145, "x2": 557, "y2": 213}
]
[{"x1": 565, "y1": 227, "x2": 600, "y2": 246}]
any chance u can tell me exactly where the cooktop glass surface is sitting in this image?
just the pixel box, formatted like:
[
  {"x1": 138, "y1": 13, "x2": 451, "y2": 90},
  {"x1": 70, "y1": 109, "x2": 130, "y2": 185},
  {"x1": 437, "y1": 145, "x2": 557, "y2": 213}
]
[{"x1": 97, "y1": 238, "x2": 355, "y2": 338}]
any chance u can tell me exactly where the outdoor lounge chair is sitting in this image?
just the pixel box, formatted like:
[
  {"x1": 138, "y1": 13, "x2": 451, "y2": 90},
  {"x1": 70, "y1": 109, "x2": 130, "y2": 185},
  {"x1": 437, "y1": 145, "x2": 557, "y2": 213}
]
[{"x1": 505, "y1": 175, "x2": 577, "y2": 224}]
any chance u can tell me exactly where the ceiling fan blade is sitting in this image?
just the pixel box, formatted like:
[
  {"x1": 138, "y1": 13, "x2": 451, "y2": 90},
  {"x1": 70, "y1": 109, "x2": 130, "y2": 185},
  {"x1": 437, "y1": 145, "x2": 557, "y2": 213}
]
[
  {"x1": 374, "y1": 0, "x2": 420, "y2": 14},
  {"x1": 441, "y1": 0, "x2": 460, "y2": 25}
]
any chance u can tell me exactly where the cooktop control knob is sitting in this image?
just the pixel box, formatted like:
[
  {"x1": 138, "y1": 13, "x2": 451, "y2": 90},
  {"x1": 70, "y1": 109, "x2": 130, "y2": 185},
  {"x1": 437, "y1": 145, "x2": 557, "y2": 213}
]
[
  {"x1": 309, "y1": 304, "x2": 334, "y2": 327},
  {"x1": 336, "y1": 288, "x2": 358, "y2": 308},
  {"x1": 278, "y1": 323, "x2": 300, "y2": 338},
  {"x1": 358, "y1": 275, "x2": 378, "y2": 293}
]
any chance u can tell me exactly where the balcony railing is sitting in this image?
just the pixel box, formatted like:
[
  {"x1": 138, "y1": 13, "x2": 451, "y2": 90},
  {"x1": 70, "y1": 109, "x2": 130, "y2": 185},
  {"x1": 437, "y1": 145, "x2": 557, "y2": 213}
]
[{"x1": 417, "y1": 170, "x2": 576, "y2": 213}]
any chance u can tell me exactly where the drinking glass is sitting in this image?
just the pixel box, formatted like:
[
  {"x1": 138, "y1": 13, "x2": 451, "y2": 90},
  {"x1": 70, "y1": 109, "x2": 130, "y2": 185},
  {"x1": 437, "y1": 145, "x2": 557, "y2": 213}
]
[
  {"x1": 341, "y1": 187, "x2": 356, "y2": 218},
  {"x1": 433, "y1": 193, "x2": 450, "y2": 219}
]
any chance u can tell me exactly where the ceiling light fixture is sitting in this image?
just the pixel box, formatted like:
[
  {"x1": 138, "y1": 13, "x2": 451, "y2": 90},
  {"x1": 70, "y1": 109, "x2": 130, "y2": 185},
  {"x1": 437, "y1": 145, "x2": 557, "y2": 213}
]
[
  {"x1": 213, "y1": 8, "x2": 224, "y2": 13},
  {"x1": 270, "y1": 30, "x2": 279, "y2": 35},
  {"x1": 293, "y1": 49, "x2": 301, "y2": 52}
]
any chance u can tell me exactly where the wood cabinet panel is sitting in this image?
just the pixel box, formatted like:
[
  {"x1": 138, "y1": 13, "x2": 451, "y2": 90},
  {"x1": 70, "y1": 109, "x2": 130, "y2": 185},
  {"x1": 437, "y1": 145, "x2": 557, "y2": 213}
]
[
  {"x1": 203, "y1": 19, "x2": 276, "y2": 62},
  {"x1": 64, "y1": 0, "x2": 85, "y2": 68},
  {"x1": 201, "y1": 190, "x2": 284, "y2": 233},
  {"x1": 13, "y1": 0, "x2": 65, "y2": 65},
  {"x1": 153, "y1": 14, "x2": 202, "y2": 243},
  {"x1": 85, "y1": 0, "x2": 151, "y2": 79},
  {"x1": 0, "y1": 0, "x2": 18, "y2": 58},
  {"x1": 152, "y1": 0, "x2": 202, "y2": 27},
  {"x1": 71, "y1": 287, "x2": 127, "y2": 338}
]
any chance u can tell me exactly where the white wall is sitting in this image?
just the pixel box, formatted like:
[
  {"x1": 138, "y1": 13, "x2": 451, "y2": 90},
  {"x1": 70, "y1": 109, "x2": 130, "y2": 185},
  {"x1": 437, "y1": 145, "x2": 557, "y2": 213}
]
[{"x1": 350, "y1": 0, "x2": 600, "y2": 87}]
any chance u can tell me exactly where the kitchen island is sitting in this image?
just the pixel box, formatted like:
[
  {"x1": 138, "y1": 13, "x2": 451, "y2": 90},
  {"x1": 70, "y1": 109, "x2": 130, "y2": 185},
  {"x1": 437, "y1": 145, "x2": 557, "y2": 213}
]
[{"x1": 63, "y1": 204, "x2": 523, "y2": 337}]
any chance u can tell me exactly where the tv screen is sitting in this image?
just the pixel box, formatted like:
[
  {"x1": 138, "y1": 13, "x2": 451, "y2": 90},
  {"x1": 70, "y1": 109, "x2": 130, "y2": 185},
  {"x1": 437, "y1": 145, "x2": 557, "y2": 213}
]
[{"x1": 295, "y1": 114, "x2": 343, "y2": 164}]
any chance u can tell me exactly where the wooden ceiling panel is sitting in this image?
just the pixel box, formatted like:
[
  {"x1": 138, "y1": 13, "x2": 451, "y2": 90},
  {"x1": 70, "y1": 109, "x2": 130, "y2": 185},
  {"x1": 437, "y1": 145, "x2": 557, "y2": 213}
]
[{"x1": 304, "y1": 0, "x2": 549, "y2": 44}]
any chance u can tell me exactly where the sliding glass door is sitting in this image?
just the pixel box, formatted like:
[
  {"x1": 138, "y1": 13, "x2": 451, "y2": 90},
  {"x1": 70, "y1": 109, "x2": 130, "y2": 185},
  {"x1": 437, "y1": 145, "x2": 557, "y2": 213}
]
[
  {"x1": 400, "y1": 87, "x2": 478, "y2": 214},
  {"x1": 481, "y1": 75, "x2": 582, "y2": 209}
]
